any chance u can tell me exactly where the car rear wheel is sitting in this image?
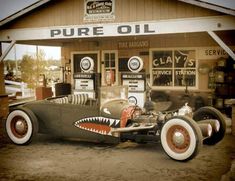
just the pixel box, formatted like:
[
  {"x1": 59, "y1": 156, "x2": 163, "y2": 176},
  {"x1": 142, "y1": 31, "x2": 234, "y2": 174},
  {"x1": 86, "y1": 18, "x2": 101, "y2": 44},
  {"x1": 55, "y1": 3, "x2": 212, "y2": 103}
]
[
  {"x1": 193, "y1": 106, "x2": 226, "y2": 145},
  {"x1": 160, "y1": 116, "x2": 203, "y2": 161},
  {"x1": 6, "y1": 108, "x2": 38, "y2": 145}
]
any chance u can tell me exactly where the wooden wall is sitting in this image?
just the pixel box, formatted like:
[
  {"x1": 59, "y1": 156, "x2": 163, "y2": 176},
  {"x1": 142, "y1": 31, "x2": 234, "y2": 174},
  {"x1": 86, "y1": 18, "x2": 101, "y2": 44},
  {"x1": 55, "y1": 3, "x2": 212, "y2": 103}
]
[
  {"x1": 2, "y1": 0, "x2": 220, "y2": 29},
  {"x1": 0, "y1": 43, "x2": 5, "y2": 94},
  {"x1": 61, "y1": 32, "x2": 220, "y2": 60},
  {"x1": 0, "y1": 0, "x2": 228, "y2": 93},
  {"x1": 61, "y1": 32, "x2": 222, "y2": 90}
]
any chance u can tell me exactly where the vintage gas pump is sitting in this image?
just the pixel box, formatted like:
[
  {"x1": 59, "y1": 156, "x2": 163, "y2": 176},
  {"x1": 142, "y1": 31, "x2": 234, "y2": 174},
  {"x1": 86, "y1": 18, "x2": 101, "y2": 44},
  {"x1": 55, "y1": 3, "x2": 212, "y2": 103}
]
[
  {"x1": 73, "y1": 57, "x2": 100, "y2": 98},
  {"x1": 121, "y1": 56, "x2": 146, "y2": 108}
]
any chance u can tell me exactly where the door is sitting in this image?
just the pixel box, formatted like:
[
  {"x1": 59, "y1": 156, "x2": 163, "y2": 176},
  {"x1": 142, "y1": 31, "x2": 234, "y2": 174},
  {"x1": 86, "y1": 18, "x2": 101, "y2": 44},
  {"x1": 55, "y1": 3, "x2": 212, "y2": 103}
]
[
  {"x1": 101, "y1": 50, "x2": 118, "y2": 86},
  {"x1": 72, "y1": 51, "x2": 100, "y2": 74}
]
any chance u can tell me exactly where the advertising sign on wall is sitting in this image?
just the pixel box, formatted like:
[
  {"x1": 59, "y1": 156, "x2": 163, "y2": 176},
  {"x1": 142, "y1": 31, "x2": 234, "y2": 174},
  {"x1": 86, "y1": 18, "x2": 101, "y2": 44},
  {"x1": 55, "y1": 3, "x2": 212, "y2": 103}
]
[
  {"x1": 1, "y1": 16, "x2": 234, "y2": 41},
  {"x1": 84, "y1": 0, "x2": 115, "y2": 22},
  {"x1": 151, "y1": 50, "x2": 196, "y2": 87},
  {"x1": 198, "y1": 47, "x2": 235, "y2": 60}
]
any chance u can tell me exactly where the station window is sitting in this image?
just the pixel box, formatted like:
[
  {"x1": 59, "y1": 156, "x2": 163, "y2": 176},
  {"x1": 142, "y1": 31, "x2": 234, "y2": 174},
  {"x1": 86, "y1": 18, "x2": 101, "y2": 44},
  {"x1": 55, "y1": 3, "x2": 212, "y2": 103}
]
[
  {"x1": 103, "y1": 51, "x2": 117, "y2": 85},
  {"x1": 151, "y1": 49, "x2": 197, "y2": 88}
]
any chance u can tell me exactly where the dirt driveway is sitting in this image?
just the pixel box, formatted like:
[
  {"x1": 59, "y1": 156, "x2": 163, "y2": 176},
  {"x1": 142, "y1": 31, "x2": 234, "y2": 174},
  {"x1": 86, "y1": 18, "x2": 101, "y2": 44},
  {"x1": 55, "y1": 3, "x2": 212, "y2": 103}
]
[{"x1": 0, "y1": 128, "x2": 235, "y2": 181}]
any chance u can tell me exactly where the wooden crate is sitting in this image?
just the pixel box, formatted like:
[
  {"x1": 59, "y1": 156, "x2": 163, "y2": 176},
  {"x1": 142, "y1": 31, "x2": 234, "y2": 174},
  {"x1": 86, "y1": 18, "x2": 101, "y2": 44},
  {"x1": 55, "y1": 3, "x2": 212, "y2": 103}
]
[{"x1": 35, "y1": 87, "x2": 53, "y2": 100}]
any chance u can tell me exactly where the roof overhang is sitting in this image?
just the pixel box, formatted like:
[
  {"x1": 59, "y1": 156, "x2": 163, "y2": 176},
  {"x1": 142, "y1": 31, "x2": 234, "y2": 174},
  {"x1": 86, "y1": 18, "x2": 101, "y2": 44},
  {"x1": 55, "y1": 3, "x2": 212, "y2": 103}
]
[
  {"x1": 178, "y1": 0, "x2": 235, "y2": 16},
  {"x1": 0, "y1": 15, "x2": 234, "y2": 42},
  {"x1": 0, "y1": 0, "x2": 51, "y2": 27}
]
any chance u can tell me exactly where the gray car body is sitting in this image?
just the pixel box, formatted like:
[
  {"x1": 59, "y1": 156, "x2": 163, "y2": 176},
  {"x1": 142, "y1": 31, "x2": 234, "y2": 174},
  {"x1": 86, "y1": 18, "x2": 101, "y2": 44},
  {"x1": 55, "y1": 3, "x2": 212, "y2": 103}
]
[{"x1": 22, "y1": 98, "x2": 130, "y2": 144}]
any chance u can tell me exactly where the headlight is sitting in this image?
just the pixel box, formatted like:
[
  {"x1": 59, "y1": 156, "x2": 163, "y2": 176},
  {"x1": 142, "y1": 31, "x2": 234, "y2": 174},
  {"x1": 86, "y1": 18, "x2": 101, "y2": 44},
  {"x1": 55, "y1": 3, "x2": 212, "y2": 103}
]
[
  {"x1": 178, "y1": 103, "x2": 193, "y2": 117},
  {"x1": 132, "y1": 108, "x2": 142, "y2": 118}
]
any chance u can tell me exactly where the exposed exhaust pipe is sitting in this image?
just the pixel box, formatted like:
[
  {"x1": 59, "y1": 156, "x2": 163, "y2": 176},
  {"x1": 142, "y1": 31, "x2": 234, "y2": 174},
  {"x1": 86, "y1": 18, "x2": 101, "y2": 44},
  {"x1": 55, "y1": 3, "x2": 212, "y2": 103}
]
[
  {"x1": 198, "y1": 123, "x2": 213, "y2": 138},
  {"x1": 198, "y1": 119, "x2": 220, "y2": 133}
]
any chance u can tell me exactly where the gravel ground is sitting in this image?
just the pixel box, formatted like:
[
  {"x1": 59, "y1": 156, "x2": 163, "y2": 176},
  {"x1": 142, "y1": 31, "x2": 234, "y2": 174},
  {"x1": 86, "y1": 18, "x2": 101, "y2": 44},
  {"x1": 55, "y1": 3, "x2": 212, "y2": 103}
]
[{"x1": 0, "y1": 121, "x2": 235, "y2": 181}]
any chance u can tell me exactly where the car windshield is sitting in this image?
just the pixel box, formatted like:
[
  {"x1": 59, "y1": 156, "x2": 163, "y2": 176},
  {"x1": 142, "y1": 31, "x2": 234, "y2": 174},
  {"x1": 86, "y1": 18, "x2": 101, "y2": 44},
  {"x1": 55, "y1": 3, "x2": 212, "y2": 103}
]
[{"x1": 100, "y1": 85, "x2": 128, "y2": 107}]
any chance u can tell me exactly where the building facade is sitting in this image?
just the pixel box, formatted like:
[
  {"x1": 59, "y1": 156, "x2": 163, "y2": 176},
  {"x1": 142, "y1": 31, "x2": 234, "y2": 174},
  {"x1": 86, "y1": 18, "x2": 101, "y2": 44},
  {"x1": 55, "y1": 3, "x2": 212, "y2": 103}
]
[{"x1": 0, "y1": 0, "x2": 235, "y2": 109}]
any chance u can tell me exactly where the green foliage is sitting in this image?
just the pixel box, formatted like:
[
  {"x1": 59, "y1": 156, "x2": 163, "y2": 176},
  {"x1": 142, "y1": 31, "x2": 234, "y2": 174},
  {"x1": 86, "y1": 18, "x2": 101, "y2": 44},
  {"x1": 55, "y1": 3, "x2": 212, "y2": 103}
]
[
  {"x1": 3, "y1": 48, "x2": 61, "y2": 89},
  {"x1": 20, "y1": 49, "x2": 60, "y2": 89}
]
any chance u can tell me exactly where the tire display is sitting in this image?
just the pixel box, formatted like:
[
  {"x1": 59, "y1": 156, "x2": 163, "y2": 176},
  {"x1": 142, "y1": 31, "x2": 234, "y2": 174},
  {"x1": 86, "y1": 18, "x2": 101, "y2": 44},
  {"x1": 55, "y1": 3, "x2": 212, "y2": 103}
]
[
  {"x1": 6, "y1": 108, "x2": 38, "y2": 145},
  {"x1": 160, "y1": 116, "x2": 203, "y2": 161},
  {"x1": 193, "y1": 106, "x2": 226, "y2": 145}
]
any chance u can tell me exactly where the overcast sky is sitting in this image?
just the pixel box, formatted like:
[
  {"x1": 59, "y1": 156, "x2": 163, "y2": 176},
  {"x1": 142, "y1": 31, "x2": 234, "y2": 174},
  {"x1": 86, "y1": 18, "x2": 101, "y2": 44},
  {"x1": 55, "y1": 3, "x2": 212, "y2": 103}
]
[
  {"x1": 201, "y1": 0, "x2": 235, "y2": 10},
  {"x1": 2, "y1": 43, "x2": 61, "y2": 60},
  {"x1": 0, "y1": 0, "x2": 38, "y2": 20},
  {"x1": 0, "y1": 0, "x2": 60, "y2": 60}
]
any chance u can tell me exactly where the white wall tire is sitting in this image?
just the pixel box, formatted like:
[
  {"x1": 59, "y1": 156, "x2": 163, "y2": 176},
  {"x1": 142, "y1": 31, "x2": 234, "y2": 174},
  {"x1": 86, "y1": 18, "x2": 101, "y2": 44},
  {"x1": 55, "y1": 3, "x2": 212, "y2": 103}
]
[
  {"x1": 6, "y1": 108, "x2": 38, "y2": 145},
  {"x1": 160, "y1": 116, "x2": 202, "y2": 161}
]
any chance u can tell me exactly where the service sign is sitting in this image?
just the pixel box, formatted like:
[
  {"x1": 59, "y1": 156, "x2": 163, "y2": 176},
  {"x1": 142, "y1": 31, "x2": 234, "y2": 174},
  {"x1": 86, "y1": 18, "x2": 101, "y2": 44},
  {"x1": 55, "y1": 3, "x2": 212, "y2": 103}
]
[
  {"x1": 84, "y1": 0, "x2": 115, "y2": 22},
  {"x1": 198, "y1": 47, "x2": 235, "y2": 60}
]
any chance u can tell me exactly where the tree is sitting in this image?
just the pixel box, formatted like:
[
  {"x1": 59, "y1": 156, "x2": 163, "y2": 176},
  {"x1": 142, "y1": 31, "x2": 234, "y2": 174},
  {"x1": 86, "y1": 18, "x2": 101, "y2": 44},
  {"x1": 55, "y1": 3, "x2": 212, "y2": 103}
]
[{"x1": 20, "y1": 49, "x2": 47, "y2": 89}]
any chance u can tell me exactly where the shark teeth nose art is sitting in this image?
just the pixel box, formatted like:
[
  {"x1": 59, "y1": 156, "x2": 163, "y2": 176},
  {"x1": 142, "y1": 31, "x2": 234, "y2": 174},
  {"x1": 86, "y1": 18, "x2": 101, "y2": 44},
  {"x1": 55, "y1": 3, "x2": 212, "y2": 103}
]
[{"x1": 74, "y1": 117, "x2": 120, "y2": 136}]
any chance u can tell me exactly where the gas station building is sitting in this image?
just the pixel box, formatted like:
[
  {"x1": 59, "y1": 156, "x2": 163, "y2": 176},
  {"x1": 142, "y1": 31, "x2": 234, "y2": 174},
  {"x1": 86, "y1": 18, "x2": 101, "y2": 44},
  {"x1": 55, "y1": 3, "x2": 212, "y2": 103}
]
[{"x1": 0, "y1": 0, "x2": 235, "y2": 111}]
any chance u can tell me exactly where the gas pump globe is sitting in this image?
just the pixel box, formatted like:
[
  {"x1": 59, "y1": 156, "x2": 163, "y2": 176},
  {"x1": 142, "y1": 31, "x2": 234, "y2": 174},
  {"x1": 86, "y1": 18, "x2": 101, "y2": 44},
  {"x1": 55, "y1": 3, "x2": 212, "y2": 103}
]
[
  {"x1": 121, "y1": 56, "x2": 146, "y2": 108},
  {"x1": 80, "y1": 57, "x2": 94, "y2": 73}
]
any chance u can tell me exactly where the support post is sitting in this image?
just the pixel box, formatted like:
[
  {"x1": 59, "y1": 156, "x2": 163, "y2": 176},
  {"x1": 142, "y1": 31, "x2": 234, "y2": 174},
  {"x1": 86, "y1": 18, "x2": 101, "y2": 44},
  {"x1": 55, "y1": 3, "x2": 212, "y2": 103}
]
[
  {"x1": 0, "y1": 42, "x2": 9, "y2": 120},
  {"x1": 0, "y1": 42, "x2": 5, "y2": 94},
  {"x1": 207, "y1": 31, "x2": 235, "y2": 61},
  {"x1": 0, "y1": 40, "x2": 16, "y2": 63}
]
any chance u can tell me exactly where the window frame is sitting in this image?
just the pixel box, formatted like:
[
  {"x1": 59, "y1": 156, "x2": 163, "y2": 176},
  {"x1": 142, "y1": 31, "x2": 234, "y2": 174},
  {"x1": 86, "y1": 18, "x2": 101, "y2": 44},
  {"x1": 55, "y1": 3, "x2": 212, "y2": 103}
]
[
  {"x1": 101, "y1": 50, "x2": 119, "y2": 86},
  {"x1": 149, "y1": 48, "x2": 198, "y2": 90}
]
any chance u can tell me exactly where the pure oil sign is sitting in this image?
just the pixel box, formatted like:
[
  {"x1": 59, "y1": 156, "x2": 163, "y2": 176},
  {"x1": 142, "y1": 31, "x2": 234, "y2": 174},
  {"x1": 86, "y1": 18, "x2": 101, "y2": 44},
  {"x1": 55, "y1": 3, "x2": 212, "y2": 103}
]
[{"x1": 50, "y1": 24, "x2": 156, "y2": 38}]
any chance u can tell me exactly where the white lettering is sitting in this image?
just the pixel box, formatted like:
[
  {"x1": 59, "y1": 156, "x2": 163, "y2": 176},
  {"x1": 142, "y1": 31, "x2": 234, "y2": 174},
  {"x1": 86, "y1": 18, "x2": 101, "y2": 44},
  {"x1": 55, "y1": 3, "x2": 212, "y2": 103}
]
[
  {"x1": 153, "y1": 70, "x2": 172, "y2": 75},
  {"x1": 152, "y1": 56, "x2": 172, "y2": 67},
  {"x1": 176, "y1": 70, "x2": 196, "y2": 75}
]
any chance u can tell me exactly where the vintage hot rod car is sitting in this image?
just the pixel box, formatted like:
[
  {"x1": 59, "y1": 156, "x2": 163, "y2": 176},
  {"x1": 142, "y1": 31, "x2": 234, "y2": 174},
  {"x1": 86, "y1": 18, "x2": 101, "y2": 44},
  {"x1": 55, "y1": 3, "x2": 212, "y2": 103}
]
[{"x1": 5, "y1": 86, "x2": 226, "y2": 161}]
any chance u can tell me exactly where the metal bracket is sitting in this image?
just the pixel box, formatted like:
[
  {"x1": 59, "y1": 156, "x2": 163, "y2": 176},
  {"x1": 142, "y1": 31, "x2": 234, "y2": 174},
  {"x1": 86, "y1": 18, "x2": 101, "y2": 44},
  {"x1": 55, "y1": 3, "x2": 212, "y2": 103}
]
[
  {"x1": 111, "y1": 123, "x2": 156, "y2": 134},
  {"x1": 208, "y1": 31, "x2": 235, "y2": 61},
  {"x1": 0, "y1": 40, "x2": 16, "y2": 62}
]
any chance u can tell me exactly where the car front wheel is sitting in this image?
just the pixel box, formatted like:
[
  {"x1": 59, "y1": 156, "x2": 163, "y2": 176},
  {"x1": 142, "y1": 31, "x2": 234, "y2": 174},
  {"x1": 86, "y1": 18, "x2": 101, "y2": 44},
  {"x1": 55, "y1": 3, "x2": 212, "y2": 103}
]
[
  {"x1": 160, "y1": 116, "x2": 203, "y2": 161},
  {"x1": 6, "y1": 108, "x2": 38, "y2": 145}
]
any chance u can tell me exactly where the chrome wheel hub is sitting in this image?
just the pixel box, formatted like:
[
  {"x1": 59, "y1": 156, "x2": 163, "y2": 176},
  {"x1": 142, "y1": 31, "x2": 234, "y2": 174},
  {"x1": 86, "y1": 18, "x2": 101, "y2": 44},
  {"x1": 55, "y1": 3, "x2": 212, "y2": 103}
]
[
  {"x1": 11, "y1": 116, "x2": 28, "y2": 138},
  {"x1": 172, "y1": 131, "x2": 185, "y2": 147},
  {"x1": 15, "y1": 120, "x2": 26, "y2": 134}
]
